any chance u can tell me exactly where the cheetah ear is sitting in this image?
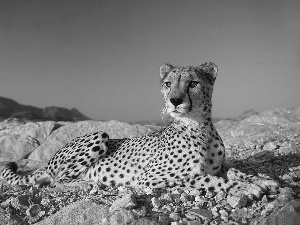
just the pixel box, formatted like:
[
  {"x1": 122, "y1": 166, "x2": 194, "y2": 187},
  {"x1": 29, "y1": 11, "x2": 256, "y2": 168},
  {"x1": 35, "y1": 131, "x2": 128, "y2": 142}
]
[
  {"x1": 160, "y1": 63, "x2": 174, "y2": 81},
  {"x1": 198, "y1": 62, "x2": 218, "y2": 85}
]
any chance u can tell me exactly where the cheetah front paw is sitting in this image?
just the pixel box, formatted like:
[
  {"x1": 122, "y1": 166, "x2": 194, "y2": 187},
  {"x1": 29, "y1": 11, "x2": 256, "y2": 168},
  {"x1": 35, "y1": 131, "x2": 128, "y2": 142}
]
[
  {"x1": 228, "y1": 181, "x2": 268, "y2": 199},
  {"x1": 252, "y1": 178, "x2": 279, "y2": 194},
  {"x1": 226, "y1": 168, "x2": 279, "y2": 198}
]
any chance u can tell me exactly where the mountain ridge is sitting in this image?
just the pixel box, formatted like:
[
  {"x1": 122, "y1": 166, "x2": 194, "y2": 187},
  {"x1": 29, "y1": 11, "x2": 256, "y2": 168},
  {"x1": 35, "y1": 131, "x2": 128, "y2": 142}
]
[{"x1": 0, "y1": 96, "x2": 90, "y2": 122}]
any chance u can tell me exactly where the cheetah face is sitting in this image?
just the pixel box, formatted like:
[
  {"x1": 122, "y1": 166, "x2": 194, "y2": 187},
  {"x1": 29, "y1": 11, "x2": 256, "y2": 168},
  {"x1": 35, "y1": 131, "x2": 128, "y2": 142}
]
[{"x1": 160, "y1": 62, "x2": 218, "y2": 122}]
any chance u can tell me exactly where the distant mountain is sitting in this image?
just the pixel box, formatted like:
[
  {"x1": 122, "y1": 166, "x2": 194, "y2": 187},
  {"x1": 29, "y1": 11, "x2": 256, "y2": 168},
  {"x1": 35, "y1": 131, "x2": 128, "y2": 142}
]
[{"x1": 0, "y1": 96, "x2": 90, "y2": 122}]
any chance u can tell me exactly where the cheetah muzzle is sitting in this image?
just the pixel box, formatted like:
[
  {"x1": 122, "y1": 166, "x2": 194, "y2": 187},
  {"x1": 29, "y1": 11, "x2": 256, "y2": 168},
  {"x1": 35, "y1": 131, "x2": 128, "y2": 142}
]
[{"x1": 1, "y1": 62, "x2": 278, "y2": 199}]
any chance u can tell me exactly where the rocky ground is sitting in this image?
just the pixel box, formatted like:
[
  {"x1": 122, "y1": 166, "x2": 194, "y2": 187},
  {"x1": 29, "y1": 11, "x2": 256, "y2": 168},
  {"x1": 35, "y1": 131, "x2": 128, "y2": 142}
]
[{"x1": 0, "y1": 108, "x2": 300, "y2": 225}]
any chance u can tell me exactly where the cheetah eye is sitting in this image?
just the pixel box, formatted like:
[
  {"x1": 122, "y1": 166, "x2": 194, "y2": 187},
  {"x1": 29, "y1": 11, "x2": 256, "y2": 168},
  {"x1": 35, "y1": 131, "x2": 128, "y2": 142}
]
[
  {"x1": 164, "y1": 82, "x2": 171, "y2": 88},
  {"x1": 189, "y1": 81, "x2": 199, "y2": 88}
]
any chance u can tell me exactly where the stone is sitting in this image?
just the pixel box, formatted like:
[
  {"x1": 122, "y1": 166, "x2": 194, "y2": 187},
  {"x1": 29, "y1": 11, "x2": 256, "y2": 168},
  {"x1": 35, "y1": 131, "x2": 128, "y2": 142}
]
[
  {"x1": 36, "y1": 200, "x2": 109, "y2": 225},
  {"x1": 258, "y1": 200, "x2": 300, "y2": 225},
  {"x1": 151, "y1": 197, "x2": 161, "y2": 209},
  {"x1": 263, "y1": 142, "x2": 277, "y2": 150},
  {"x1": 187, "y1": 208, "x2": 212, "y2": 221},
  {"x1": 0, "y1": 207, "x2": 23, "y2": 225},
  {"x1": 279, "y1": 145, "x2": 297, "y2": 154},
  {"x1": 135, "y1": 218, "x2": 160, "y2": 225},
  {"x1": 214, "y1": 190, "x2": 226, "y2": 203},
  {"x1": 180, "y1": 193, "x2": 190, "y2": 202},
  {"x1": 219, "y1": 209, "x2": 229, "y2": 222},
  {"x1": 227, "y1": 195, "x2": 248, "y2": 209},
  {"x1": 0, "y1": 119, "x2": 58, "y2": 162},
  {"x1": 109, "y1": 193, "x2": 137, "y2": 212},
  {"x1": 109, "y1": 209, "x2": 137, "y2": 225},
  {"x1": 214, "y1": 107, "x2": 300, "y2": 160},
  {"x1": 187, "y1": 221, "x2": 203, "y2": 225}
]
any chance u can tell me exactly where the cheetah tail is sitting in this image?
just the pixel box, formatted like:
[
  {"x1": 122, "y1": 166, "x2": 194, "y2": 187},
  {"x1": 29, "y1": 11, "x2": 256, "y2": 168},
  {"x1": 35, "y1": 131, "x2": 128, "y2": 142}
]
[{"x1": 1, "y1": 162, "x2": 50, "y2": 186}]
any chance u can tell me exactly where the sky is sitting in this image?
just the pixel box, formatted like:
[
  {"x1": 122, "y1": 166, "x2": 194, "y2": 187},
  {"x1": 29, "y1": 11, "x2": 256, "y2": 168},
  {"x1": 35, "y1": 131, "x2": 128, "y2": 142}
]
[{"x1": 0, "y1": 0, "x2": 299, "y2": 122}]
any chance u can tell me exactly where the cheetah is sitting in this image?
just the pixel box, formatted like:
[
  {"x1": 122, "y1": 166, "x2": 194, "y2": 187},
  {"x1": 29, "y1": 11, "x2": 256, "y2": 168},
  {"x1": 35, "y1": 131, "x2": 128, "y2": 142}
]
[{"x1": 1, "y1": 62, "x2": 278, "y2": 197}]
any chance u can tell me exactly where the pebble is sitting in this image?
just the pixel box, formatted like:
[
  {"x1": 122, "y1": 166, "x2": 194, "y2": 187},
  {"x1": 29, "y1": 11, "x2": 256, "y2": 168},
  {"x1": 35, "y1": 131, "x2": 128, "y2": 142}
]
[
  {"x1": 171, "y1": 194, "x2": 181, "y2": 201},
  {"x1": 194, "y1": 195, "x2": 206, "y2": 203},
  {"x1": 226, "y1": 194, "x2": 248, "y2": 208},
  {"x1": 109, "y1": 193, "x2": 137, "y2": 212},
  {"x1": 214, "y1": 190, "x2": 226, "y2": 203},
  {"x1": 172, "y1": 189, "x2": 184, "y2": 194},
  {"x1": 261, "y1": 195, "x2": 268, "y2": 203},
  {"x1": 219, "y1": 209, "x2": 229, "y2": 222},
  {"x1": 169, "y1": 212, "x2": 181, "y2": 221},
  {"x1": 0, "y1": 198, "x2": 11, "y2": 208},
  {"x1": 162, "y1": 205, "x2": 173, "y2": 214},
  {"x1": 211, "y1": 207, "x2": 219, "y2": 218},
  {"x1": 160, "y1": 193, "x2": 173, "y2": 201},
  {"x1": 171, "y1": 222, "x2": 182, "y2": 225},
  {"x1": 249, "y1": 150, "x2": 274, "y2": 163},
  {"x1": 187, "y1": 208, "x2": 212, "y2": 221},
  {"x1": 158, "y1": 215, "x2": 171, "y2": 224},
  {"x1": 187, "y1": 221, "x2": 203, "y2": 225},
  {"x1": 151, "y1": 197, "x2": 162, "y2": 209},
  {"x1": 25, "y1": 204, "x2": 42, "y2": 217},
  {"x1": 180, "y1": 193, "x2": 190, "y2": 202},
  {"x1": 189, "y1": 189, "x2": 201, "y2": 196},
  {"x1": 263, "y1": 142, "x2": 278, "y2": 150},
  {"x1": 109, "y1": 209, "x2": 137, "y2": 225},
  {"x1": 265, "y1": 202, "x2": 275, "y2": 212}
]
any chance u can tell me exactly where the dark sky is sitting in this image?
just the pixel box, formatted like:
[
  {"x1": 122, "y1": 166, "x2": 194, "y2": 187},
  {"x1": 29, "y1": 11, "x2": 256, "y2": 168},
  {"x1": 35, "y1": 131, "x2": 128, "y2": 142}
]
[{"x1": 0, "y1": 0, "x2": 299, "y2": 122}]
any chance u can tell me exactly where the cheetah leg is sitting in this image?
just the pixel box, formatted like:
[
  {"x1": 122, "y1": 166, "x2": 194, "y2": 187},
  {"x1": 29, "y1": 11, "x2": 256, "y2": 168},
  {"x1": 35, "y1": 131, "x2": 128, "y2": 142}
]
[
  {"x1": 138, "y1": 171, "x2": 275, "y2": 199},
  {"x1": 226, "y1": 168, "x2": 279, "y2": 194},
  {"x1": 52, "y1": 132, "x2": 109, "y2": 182}
]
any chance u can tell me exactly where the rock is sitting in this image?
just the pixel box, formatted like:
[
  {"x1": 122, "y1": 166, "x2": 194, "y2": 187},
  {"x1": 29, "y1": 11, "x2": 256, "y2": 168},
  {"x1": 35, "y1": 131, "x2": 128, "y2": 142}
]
[
  {"x1": 249, "y1": 150, "x2": 274, "y2": 163},
  {"x1": 135, "y1": 218, "x2": 160, "y2": 225},
  {"x1": 0, "y1": 207, "x2": 23, "y2": 225},
  {"x1": 231, "y1": 208, "x2": 251, "y2": 223},
  {"x1": 278, "y1": 142, "x2": 297, "y2": 154},
  {"x1": 151, "y1": 197, "x2": 161, "y2": 209},
  {"x1": 160, "y1": 193, "x2": 173, "y2": 202},
  {"x1": 226, "y1": 195, "x2": 248, "y2": 208},
  {"x1": 214, "y1": 108, "x2": 300, "y2": 160},
  {"x1": 109, "y1": 209, "x2": 137, "y2": 225},
  {"x1": 26, "y1": 204, "x2": 45, "y2": 224},
  {"x1": 187, "y1": 221, "x2": 203, "y2": 225},
  {"x1": 0, "y1": 119, "x2": 58, "y2": 162},
  {"x1": 257, "y1": 200, "x2": 300, "y2": 225},
  {"x1": 263, "y1": 142, "x2": 278, "y2": 150},
  {"x1": 169, "y1": 212, "x2": 181, "y2": 221},
  {"x1": 214, "y1": 190, "x2": 226, "y2": 203},
  {"x1": 187, "y1": 208, "x2": 212, "y2": 221},
  {"x1": 36, "y1": 200, "x2": 109, "y2": 225},
  {"x1": 219, "y1": 209, "x2": 229, "y2": 222},
  {"x1": 158, "y1": 215, "x2": 171, "y2": 224},
  {"x1": 180, "y1": 193, "x2": 190, "y2": 202},
  {"x1": 25, "y1": 204, "x2": 42, "y2": 217},
  {"x1": 110, "y1": 193, "x2": 137, "y2": 212},
  {"x1": 10, "y1": 195, "x2": 31, "y2": 211}
]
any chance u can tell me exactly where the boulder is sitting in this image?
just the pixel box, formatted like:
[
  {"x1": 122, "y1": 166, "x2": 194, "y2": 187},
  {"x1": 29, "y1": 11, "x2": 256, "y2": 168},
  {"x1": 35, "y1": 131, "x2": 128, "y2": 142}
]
[
  {"x1": 36, "y1": 200, "x2": 109, "y2": 225},
  {"x1": 256, "y1": 200, "x2": 300, "y2": 225},
  {"x1": 0, "y1": 118, "x2": 59, "y2": 163},
  {"x1": 214, "y1": 107, "x2": 300, "y2": 159}
]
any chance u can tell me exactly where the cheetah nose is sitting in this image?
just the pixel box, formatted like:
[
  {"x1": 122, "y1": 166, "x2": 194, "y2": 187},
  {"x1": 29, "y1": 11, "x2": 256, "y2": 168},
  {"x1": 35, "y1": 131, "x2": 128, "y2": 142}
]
[{"x1": 170, "y1": 98, "x2": 183, "y2": 107}]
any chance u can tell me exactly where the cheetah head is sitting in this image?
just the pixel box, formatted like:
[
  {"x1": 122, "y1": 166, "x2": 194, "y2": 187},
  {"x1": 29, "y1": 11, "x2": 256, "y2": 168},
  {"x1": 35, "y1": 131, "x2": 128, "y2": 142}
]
[{"x1": 160, "y1": 62, "x2": 218, "y2": 123}]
